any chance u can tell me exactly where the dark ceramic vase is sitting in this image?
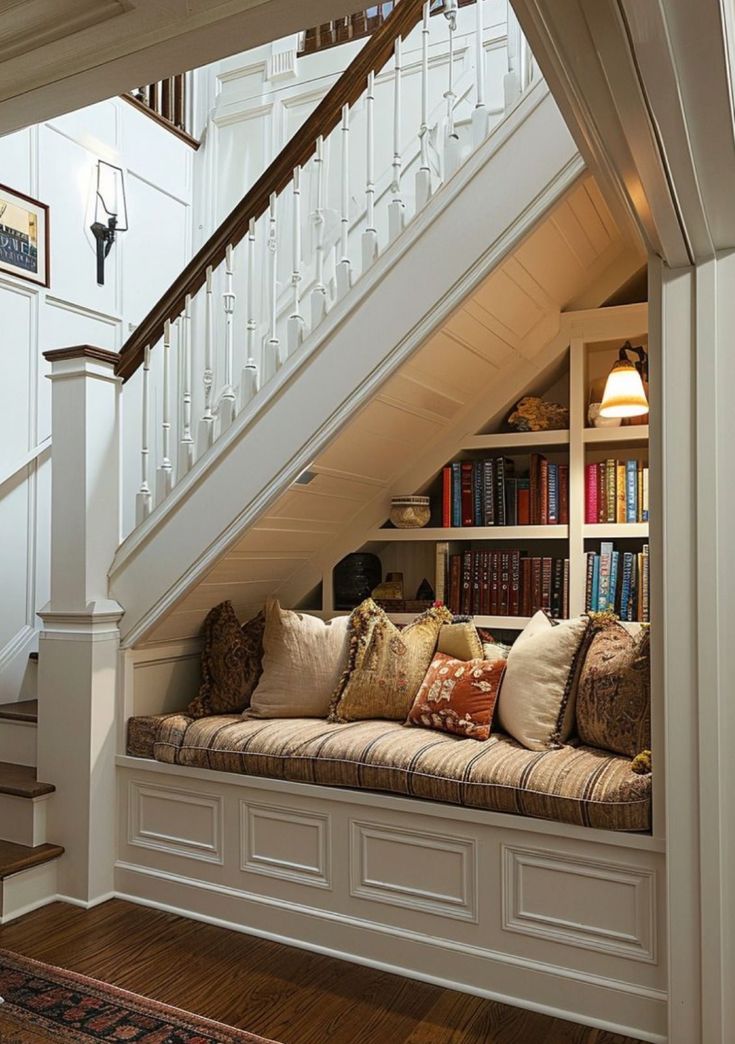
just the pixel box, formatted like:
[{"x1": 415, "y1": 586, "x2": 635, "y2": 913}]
[{"x1": 333, "y1": 553, "x2": 382, "y2": 610}]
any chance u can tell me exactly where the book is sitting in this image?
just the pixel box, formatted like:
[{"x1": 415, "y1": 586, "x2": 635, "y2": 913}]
[
  {"x1": 585, "y1": 463, "x2": 598, "y2": 524},
  {"x1": 642, "y1": 467, "x2": 649, "y2": 523},
  {"x1": 449, "y1": 554, "x2": 461, "y2": 610},
  {"x1": 435, "y1": 541, "x2": 449, "y2": 605},
  {"x1": 548, "y1": 463, "x2": 558, "y2": 524},
  {"x1": 482, "y1": 459, "x2": 495, "y2": 526},
  {"x1": 442, "y1": 467, "x2": 452, "y2": 528},
  {"x1": 517, "y1": 480, "x2": 531, "y2": 525},
  {"x1": 616, "y1": 463, "x2": 626, "y2": 523},
  {"x1": 559, "y1": 465, "x2": 569, "y2": 525},
  {"x1": 461, "y1": 463, "x2": 474, "y2": 527},
  {"x1": 605, "y1": 459, "x2": 616, "y2": 524},
  {"x1": 598, "y1": 540, "x2": 613, "y2": 610},
  {"x1": 540, "y1": 458, "x2": 549, "y2": 526},
  {"x1": 626, "y1": 460, "x2": 638, "y2": 523},
  {"x1": 563, "y1": 558, "x2": 570, "y2": 619},
  {"x1": 461, "y1": 549, "x2": 472, "y2": 614},
  {"x1": 473, "y1": 460, "x2": 483, "y2": 527},
  {"x1": 451, "y1": 462, "x2": 461, "y2": 528}
]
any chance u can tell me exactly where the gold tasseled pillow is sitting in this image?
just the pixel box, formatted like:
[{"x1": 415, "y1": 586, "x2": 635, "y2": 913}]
[
  {"x1": 329, "y1": 599, "x2": 452, "y2": 722},
  {"x1": 187, "y1": 602, "x2": 265, "y2": 718},
  {"x1": 436, "y1": 619, "x2": 483, "y2": 661}
]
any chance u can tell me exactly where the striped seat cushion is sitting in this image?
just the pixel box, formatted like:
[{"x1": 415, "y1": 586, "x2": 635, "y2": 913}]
[{"x1": 126, "y1": 714, "x2": 650, "y2": 832}]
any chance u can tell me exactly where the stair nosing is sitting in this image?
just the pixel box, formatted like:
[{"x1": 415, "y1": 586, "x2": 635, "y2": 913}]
[
  {"x1": 0, "y1": 840, "x2": 64, "y2": 880},
  {"x1": 0, "y1": 762, "x2": 54, "y2": 799}
]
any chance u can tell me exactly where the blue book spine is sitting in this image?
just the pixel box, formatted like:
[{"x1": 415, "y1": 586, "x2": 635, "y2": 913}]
[
  {"x1": 620, "y1": 552, "x2": 633, "y2": 621},
  {"x1": 626, "y1": 460, "x2": 637, "y2": 523},
  {"x1": 548, "y1": 463, "x2": 558, "y2": 524},
  {"x1": 591, "y1": 555, "x2": 600, "y2": 612},
  {"x1": 473, "y1": 461, "x2": 483, "y2": 527},
  {"x1": 609, "y1": 551, "x2": 619, "y2": 612},
  {"x1": 451, "y1": 463, "x2": 461, "y2": 528}
]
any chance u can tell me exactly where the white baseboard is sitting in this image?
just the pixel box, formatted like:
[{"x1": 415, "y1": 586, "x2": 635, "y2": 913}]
[{"x1": 115, "y1": 860, "x2": 667, "y2": 1043}]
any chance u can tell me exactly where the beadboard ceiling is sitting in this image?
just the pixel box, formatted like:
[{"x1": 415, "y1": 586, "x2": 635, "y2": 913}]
[{"x1": 145, "y1": 173, "x2": 644, "y2": 644}]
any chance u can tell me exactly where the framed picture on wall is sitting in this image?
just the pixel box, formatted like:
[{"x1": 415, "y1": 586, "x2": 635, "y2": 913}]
[{"x1": 0, "y1": 184, "x2": 50, "y2": 287}]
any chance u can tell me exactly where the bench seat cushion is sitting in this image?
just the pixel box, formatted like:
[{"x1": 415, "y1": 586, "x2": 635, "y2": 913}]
[{"x1": 126, "y1": 713, "x2": 650, "y2": 832}]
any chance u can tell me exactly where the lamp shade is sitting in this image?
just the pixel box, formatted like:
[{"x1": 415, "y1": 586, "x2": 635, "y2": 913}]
[{"x1": 599, "y1": 359, "x2": 649, "y2": 418}]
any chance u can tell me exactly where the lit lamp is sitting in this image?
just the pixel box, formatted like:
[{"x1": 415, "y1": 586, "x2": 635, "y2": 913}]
[
  {"x1": 599, "y1": 341, "x2": 649, "y2": 418},
  {"x1": 90, "y1": 160, "x2": 128, "y2": 286}
]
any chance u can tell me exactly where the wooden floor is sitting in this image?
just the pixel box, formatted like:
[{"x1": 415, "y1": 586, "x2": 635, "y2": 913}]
[{"x1": 0, "y1": 900, "x2": 646, "y2": 1044}]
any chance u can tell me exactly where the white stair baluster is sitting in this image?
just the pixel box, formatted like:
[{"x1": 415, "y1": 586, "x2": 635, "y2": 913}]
[
  {"x1": 444, "y1": 0, "x2": 462, "y2": 178},
  {"x1": 472, "y1": 0, "x2": 490, "y2": 146},
  {"x1": 287, "y1": 168, "x2": 305, "y2": 353},
  {"x1": 336, "y1": 105, "x2": 353, "y2": 299},
  {"x1": 177, "y1": 293, "x2": 194, "y2": 477},
  {"x1": 388, "y1": 35, "x2": 406, "y2": 241},
  {"x1": 241, "y1": 218, "x2": 259, "y2": 403},
  {"x1": 156, "y1": 318, "x2": 173, "y2": 504},
  {"x1": 267, "y1": 192, "x2": 285, "y2": 371},
  {"x1": 504, "y1": 1, "x2": 522, "y2": 112},
  {"x1": 198, "y1": 266, "x2": 215, "y2": 454},
  {"x1": 135, "y1": 344, "x2": 152, "y2": 524},
  {"x1": 416, "y1": 2, "x2": 432, "y2": 210},
  {"x1": 219, "y1": 244, "x2": 237, "y2": 432},
  {"x1": 361, "y1": 71, "x2": 379, "y2": 272},
  {"x1": 311, "y1": 137, "x2": 328, "y2": 328}
]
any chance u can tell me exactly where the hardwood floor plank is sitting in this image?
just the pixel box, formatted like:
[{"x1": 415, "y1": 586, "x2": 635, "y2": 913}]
[{"x1": 0, "y1": 900, "x2": 649, "y2": 1044}]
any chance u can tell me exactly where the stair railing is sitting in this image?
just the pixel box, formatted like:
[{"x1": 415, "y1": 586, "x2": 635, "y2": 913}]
[{"x1": 117, "y1": 0, "x2": 536, "y2": 530}]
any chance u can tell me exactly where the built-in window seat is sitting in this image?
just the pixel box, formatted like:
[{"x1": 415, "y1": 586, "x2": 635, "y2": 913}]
[{"x1": 126, "y1": 712, "x2": 651, "y2": 832}]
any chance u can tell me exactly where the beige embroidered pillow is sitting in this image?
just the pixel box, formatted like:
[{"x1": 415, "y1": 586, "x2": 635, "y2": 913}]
[
  {"x1": 329, "y1": 599, "x2": 452, "y2": 722},
  {"x1": 188, "y1": 602, "x2": 264, "y2": 718},
  {"x1": 496, "y1": 611, "x2": 589, "y2": 750},
  {"x1": 247, "y1": 600, "x2": 350, "y2": 719},
  {"x1": 437, "y1": 620, "x2": 483, "y2": 661}
]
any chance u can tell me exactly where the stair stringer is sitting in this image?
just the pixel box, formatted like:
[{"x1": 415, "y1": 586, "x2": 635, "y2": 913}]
[{"x1": 111, "y1": 81, "x2": 583, "y2": 647}]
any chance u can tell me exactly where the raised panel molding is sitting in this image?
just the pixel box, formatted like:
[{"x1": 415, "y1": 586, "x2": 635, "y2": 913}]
[
  {"x1": 350, "y1": 820, "x2": 478, "y2": 923},
  {"x1": 240, "y1": 801, "x2": 331, "y2": 889},
  {"x1": 128, "y1": 780, "x2": 223, "y2": 864},
  {"x1": 502, "y1": 844, "x2": 656, "y2": 963}
]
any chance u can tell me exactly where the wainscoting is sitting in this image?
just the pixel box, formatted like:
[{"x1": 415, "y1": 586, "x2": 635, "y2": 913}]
[{"x1": 116, "y1": 758, "x2": 666, "y2": 1042}]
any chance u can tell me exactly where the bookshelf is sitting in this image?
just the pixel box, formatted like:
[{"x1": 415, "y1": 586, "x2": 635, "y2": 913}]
[{"x1": 313, "y1": 310, "x2": 650, "y2": 633}]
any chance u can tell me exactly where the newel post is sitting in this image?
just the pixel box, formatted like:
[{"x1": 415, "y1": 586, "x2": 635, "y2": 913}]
[{"x1": 36, "y1": 346, "x2": 123, "y2": 904}]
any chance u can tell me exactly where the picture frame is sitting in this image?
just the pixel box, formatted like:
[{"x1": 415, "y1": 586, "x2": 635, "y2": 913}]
[{"x1": 0, "y1": 183, "x2": 50, "y2": 287}]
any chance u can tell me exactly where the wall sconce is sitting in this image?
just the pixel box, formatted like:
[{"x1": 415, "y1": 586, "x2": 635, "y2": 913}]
[
  {"x1": 90, "y1": 160, "x2": 128, "y2": 286},
  {"x1": 599, "y1": 341, "x2": 649, "y2": 418}
]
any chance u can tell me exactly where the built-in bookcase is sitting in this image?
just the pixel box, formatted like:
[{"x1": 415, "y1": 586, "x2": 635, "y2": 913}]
[{"x1": 322, "y1": 314, "x2": 650, "y2": 634}]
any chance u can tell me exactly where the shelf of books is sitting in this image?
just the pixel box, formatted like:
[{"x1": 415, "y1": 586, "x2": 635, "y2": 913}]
[{"x1": 329, "y1": 310, "x2": 651, "y2": 634}]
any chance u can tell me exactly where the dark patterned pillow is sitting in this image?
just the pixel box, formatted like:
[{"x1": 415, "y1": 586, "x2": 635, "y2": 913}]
[
  {"x1": 575, "y1": 619, "x2": 650, "y2": 757},
  {"x1": 187, "y1": 602, "x2": 265, "y2": 718}
]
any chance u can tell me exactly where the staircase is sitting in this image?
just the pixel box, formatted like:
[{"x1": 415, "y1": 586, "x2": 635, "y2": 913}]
[{"x1": 0, "y1": 662, "x2": 63, "y2": 923}]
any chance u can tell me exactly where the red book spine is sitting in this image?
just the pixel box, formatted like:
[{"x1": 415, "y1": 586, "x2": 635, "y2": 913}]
[
  {"x1": 541, "y1": 557, "x2": 552, "y2": 612},
  {"x1": 500, "y1": 551, "x2": 510, "y2": 616},
  {"x1": 559, "y1": 464, "x2": 569, "y2": 525},
  {"x1": 461, "y1": 550, "x2": 472, "y2": 614},
  {"x1": 530, "y1": 454, "x2": 539, "y2": 525},
  {"x1": 540, "y1": 458, "x2": 549, "y2": 526},
  {"x1": 510, "y1": 551, "x2": 521, "y2": 616},
  {"x1": 449, "y1": 555, "x2": 461, "y2": 614},
  {"x1": 461, "y1": 463, "x2": 473, "y2": 527},
  {"x1": 521, "y1": 558, "x2": 531, "y2": 617},
  {"x1": 531, "y1": 558, "x2": 542, "y2": 614},
  {"x1": 472, "y1": 551, "x2": 481, "y2": 616},
  {"x1": 481, "y1": 551, "x2": 491, "y2": 615},
  {"x1": 585, "y1": 464, "x2": 598, "y2": 524},
  {"x1": 517, "y1": 488, "x2": 530, "y2": 526},
  {"x1": 442, "y1": 466, "x2": 452, "y2": 528},
  {"x1": 490, "y1": 551, "x2": 500, "y2": 615}
]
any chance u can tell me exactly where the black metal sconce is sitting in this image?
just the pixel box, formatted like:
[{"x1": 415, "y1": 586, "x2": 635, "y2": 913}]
[{"x1": 90, "y1": 160, "x2": 128, "y2": 286}]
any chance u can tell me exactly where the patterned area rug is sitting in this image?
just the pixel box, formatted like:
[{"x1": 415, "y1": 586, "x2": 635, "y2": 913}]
[{"x1": 0, "y1": 948, "x2": 280, "y2": 1043}]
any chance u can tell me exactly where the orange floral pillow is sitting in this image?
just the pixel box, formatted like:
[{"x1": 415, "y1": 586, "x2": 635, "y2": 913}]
[{"x1": 407, "y1": 653, "x2": 505, "y2": 740}]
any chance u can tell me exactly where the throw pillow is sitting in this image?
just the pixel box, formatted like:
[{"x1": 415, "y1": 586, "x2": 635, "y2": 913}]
[
  {"x1": 575, "y1": 619, "x2": 651, "y2": 757},
  {"x1": 437, "y1": 620, "x2": 483, "y2": 660},
  {"x1": 407, "y1": 652, "x2": 505, "y2": 740},
  {"x1": 329, "y1": 599, "x2": 452, "y2": 722},
  {"x1": 188, "y1": 602, "x2": 265, "y2": 718},
  {"x1": 496, "y1": 611, "x2": 590, "y2": 750},
  {"x1": 481, "y1": 641, "x2": 511, "y2": 664},
  {"x1": 247, "y1": 600, "x2": 350, "y2": 718}
]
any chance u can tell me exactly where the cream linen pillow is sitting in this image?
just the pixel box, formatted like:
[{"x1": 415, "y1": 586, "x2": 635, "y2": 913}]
[
  {"x1": 496, "y1": 611, "x2": 589, "y2": 750},
  {"x1": 437, "y1": 620, "x2": 483, "y2": 661},
  {"x1": 247, "y1": 600, "x2": 350, "y2": 718}
]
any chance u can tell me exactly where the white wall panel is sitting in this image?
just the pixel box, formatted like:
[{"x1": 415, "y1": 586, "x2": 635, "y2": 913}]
[{"x1": 0, "y1": 127, "x2": 34, "y2": 195}]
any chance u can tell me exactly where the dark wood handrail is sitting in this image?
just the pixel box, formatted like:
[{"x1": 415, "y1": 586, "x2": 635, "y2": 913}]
[{"x1": 116, "y1": 0, "x2": 426, "y2": 382}]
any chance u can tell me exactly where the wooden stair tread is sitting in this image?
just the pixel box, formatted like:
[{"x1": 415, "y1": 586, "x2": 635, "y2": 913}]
[
  {"x1": 0, "y1": 839, "x2": 63, "y2": 880},
  {"x1": 0, "y1": 699, "x2": 38, "y2": 723},
  {"x1": 0, "y1": 762, "x2": 54, "y2": 798}
]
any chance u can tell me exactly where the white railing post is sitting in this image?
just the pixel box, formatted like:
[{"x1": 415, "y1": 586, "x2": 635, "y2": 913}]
[
  {"x1": 336, "y1": 106, "x2": 353, "y2": 299},
  {"x1": 362, "y1": 71, "x2": 379, "y2": 272},
  {"x1": 177, "y1": 293, "x2": 194, "y2": 477},
  {"x1": 135, "y1": 344, "x2": 152, "y2": 524},
  {"x1": 198, "y1": 265, "x2": 215, "y2": 454},
  {"x1": 38, "y1": 345, "x2": 123, "y2": 904},
  {"x1": 219, "y1": 243, "x2": 237, "y2": 432},
  {"x1": 157, "y1": 318, "x2": 173, "y2": 503},
  {"x1": 472, "y1": 0, "x2": 490, "y2": 146},
  {"x1": 504, "y1": 1, "x2": 522, "y2": 111},
  {"x1": 388, "y1": 35, "x2": 406, "y2": 241},
  {"x1": 288, "y1": 169, "x2": 305, "y2": 354},
  {"x1": 267, "y1": 191, "x2": 285, "y2": 372},
  {"x1": 241, "y1": 218, "x2": 259, "y2": 403},
  {"x1": 444, "y1": 0, "x2": 462, "y2": 178},
  {"x1": 311, "y1": 137, "x2": 329, "y2": 328},
  {"x1": 416, "y1": 2, "x2": 432, "y2": 210}
]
